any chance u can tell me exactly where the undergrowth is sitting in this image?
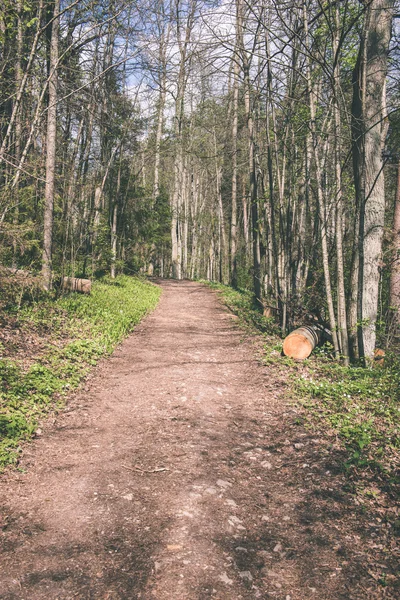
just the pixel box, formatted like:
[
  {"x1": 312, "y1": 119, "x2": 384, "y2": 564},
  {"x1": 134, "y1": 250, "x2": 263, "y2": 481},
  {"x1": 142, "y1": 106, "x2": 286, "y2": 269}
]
[
  {"x1": 206, "y1": 281, "x2": 400, "y2": 487},
  {"x1": 0, "y1": 276, "x2": 161, "y2": 469},
  {"x1": 204, "y1": 281, "x2": 280, "y2": 336},
  {"x1": 296, "y1": 356, "x2": 400, "y2": 482}
]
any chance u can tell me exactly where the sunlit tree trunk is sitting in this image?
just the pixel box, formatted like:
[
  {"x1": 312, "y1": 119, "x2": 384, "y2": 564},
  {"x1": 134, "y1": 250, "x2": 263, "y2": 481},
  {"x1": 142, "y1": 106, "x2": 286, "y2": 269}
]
[
  {"x1": 110, "y1": 151, "x2": 122, "y2": 279},
  {"x1": 333, "y1": 5, "x2": 349, "y2": 364},
  {"x1": 242, "y1": 181, "x2": 250, "y2": 262},
  {"x1": 153, "y1": 10, "x2": 169, "y2": 204},
  {"x1": 390, "y1": 160, "x2": 400, "y2": 338},
  {"x1": 352, "y1": 0, "x2": 394, "y2": 359},
  {"x1": 230, "y1": 9, "x2": 240, "y2": 288},
  {"x1": 171, "y1": 0, "x2": 196, "y2": 279},
  {"x1": 303, "y1": 0, "x2": 339, "y2": 357},
  {"x1": 42, "y1": 0, "x2": 60, "y2": 290},
  {"x1": 12, "y1": 0, "x2": 24, "y2": 266}
]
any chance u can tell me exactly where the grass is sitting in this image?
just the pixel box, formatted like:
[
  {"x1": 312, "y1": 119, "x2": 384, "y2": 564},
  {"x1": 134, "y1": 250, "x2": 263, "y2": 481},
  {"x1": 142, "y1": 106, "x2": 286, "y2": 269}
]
[
  {"x1": 205, "y1": 281, "x2": 400, "y2": 487},
  {"x1": 0, "y1": 276, "x2": 161, "y2": 469},
  {"x1": 295, "y1": 358, "x2": 400, "y2": 471}
]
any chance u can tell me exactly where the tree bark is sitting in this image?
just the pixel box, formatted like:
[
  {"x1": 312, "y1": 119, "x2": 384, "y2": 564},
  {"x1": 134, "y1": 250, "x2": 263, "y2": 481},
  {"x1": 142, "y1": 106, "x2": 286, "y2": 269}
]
[
  {"x1": 352, "y1": 0, "x2": 394, "y2": 359},
  {"x1": 303, "y1": 1, "x2": 340, "y2": 357},
  {"x1": 389, "y1": 160, "x2": 400, "y2": 337},
  {"x1": 42, "y1": 0, "x2": 60, "y2": 290},
  {"x1": 153, "y1": 6, "x2": 169, "y2": 203},
  {"x1": 171, "y1": 0, "x2": 196, "y2": 279},
  {"x1": 240, "y1": 0, "x2": 261, "y2": 306},
  {"x1": 333, "y1": 5, "x2": 349, "y2": 364},
  {"x1": 12, "y1": 0, "x2": 24, "y2": 266},
  {"x1": 230, "y1": 11, "x2": 240, "y2": 288},
  {"x1": 110, "y1": 152, "x2": 122, "y2": 279}
]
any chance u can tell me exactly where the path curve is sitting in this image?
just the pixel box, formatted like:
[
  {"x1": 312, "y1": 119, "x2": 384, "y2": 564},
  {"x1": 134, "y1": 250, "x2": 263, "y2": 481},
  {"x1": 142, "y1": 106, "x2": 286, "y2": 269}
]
[{"x1": 0, "y1": 281, "x2": 392, "y2": 599}]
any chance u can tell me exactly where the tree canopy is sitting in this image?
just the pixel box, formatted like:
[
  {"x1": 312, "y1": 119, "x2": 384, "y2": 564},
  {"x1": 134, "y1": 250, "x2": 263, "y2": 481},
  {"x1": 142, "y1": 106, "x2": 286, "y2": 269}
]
[{"x1": 0, "y1": 0, "x2": 399, "y2": 362}]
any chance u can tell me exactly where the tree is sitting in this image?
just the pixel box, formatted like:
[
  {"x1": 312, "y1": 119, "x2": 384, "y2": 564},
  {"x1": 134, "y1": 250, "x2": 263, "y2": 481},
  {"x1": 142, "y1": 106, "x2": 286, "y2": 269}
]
[
  {"x1": 390, "y1": 159, "x2": 400, "y2": 336},
  {"x1": 0, "y1": 0, "x2": 399, "y2": 366},
  {"x1": 42, "y1": 0, "x2": 60, "y2": 290},
  {"x1": 352, "y1": 0, "x2": 395, "y2": 360}
]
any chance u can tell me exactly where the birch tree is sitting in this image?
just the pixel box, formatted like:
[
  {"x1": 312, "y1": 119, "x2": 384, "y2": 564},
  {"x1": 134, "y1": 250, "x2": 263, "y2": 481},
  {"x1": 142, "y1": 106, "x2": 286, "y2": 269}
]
[
  {"x1": 352, "y1": 0, "x2": 395, "y2": 359},
  {"x1": 42, "y1": 0, "x2": 60, "y2": 290}
]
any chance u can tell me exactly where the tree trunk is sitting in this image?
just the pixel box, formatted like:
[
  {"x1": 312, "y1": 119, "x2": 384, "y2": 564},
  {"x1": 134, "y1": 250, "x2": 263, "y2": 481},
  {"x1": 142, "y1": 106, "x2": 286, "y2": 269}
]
[
  {"x1": 352, "y1": 0, "x2": 394, "y2": 359},
  {"x1": 265, "y1": 22, "x2": 285, "y2": 326},
  {"x1": 171, "y1": 142, "x2": 183, "y2": 279},
  {"x1": 110, "y1": 153, "x2": 122, "y2": 279},
  {"x1": 242, "y1": 182, "x2": 250, "y2": 262},
  {"x1": 12, "y1": 0, "x2": 24, "y2": 266},
  {"x1": 240, "y1": 0, "x2": 261, "y2": 306},
  {"x1": 333, "y1": 5, "x2": 349, "y2": 364},
  {"x1": 389, "y1": 160, "x2": 400, "y2": 338},
  {"x1": 41, "y1": 0, "x2": 60, "y2": 290},
  {"x1": 153, "y1": 28, "x2": 168, "y2": 203},
  {"x1": 170, "y1": 0, "x2": 196, "y2": 279},
  {"x1": 230, "y1": 17, "x2": 240, "y2": 288},
  {"x1": 303, "y1": 1, "x2": 340, "y2": 357}
]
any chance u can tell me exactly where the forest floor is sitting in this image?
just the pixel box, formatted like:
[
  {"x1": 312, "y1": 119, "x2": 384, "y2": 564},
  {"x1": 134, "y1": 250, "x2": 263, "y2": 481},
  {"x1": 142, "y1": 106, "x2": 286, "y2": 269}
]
[{"x1": 0, "y1": 280, "x2": 398, "y2": 600}]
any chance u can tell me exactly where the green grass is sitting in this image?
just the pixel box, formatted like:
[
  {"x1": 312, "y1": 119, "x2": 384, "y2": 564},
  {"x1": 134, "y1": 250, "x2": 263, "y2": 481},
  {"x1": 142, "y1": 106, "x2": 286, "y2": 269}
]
[
  {"x1": 0, "y1": 276, "x2": 161, "y2": 469},
  {"x1": 295, "y1": 359, "x2": 400, "y2": 469},
  {"x1": 205, "y1": 281, "x2": 400, "y2": 482}
]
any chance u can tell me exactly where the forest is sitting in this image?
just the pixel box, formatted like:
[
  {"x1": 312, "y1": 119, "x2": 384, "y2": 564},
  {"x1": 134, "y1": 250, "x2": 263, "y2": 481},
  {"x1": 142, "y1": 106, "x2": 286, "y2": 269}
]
[
  {"x1": 0, "y1": 0, "x2": 399, "y2": 363},
  {"x1": 1, "y1": 3, "x2": 400, "y2": 596}
]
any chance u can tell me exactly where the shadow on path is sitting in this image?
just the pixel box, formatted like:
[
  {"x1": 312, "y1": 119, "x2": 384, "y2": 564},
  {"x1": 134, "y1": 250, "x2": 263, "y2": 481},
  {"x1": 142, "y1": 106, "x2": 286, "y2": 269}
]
[{"x1": 0, "y1": 281, "x2": 398, "y2": 599}]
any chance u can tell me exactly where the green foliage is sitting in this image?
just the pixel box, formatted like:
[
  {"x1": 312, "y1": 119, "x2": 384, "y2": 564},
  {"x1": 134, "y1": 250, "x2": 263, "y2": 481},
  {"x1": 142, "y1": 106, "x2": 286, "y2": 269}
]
[
  {"x1": 234, "y1": 252, "x2": 254, "y2": 291},
  {"x1": 121, "y1": 187, "x2": 171, "y2": 274},
  {"x1": 296, "y1": 359, "x2": 400, "y2": 471},
  {"x1": 0, "y1": 276, "x2": 161, "y2": 469},
  {"x1": 203, "y1": 281, "x2": 280, "y2": 337},
  {"x1": 133, "y1": 189, "x2": 171, "y2": 248}
]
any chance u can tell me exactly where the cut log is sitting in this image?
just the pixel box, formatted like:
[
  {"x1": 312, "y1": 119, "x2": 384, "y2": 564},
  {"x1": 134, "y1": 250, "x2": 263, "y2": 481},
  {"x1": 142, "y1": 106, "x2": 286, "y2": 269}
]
[
  {"x1": 373, "y1": 348, "x2": 385, "y2": 367},
  {"x1": 282, "y1": 325, "x2": 321, "y2": 360},
  {"x1": 63, "y1": 277, "x2": 91, "y2": 294}
]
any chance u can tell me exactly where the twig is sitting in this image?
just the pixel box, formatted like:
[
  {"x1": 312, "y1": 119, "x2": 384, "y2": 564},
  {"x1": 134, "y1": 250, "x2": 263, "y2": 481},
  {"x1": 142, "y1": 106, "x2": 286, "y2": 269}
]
[{"x1": 122, "y1": 465, "x2": 170, "y2": 474}]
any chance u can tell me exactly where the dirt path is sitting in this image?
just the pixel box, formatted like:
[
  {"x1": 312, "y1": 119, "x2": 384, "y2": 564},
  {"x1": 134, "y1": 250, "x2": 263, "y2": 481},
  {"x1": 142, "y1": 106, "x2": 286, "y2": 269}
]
[{"x1": 0, "y1": 281, "x2": 397, "y2": 599}]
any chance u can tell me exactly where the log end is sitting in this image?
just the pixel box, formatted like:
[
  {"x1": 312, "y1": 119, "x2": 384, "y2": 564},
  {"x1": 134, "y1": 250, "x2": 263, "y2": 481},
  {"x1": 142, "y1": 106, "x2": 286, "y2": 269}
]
[{"x1": 282, "y1": 333, "x2": 314, "y2": 360}]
